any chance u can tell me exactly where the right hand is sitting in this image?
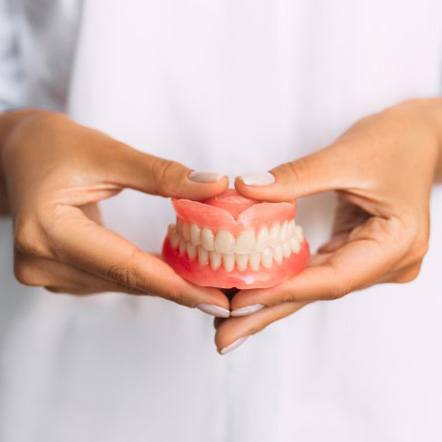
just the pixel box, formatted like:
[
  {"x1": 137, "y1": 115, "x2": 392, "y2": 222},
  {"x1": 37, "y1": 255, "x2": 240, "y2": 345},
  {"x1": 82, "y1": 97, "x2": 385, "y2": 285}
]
[{"x1": 0, "y1": 109, "x2": 230, "y2": 315}]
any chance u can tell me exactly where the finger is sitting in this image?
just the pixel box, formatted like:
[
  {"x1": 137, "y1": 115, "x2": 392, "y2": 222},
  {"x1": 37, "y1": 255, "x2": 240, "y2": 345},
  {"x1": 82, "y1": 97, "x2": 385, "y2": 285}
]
[
  {"x1": 46, "y1": 205, "x2": 230, "y2": 310},
  {"x1": 14, "y1": 252, "x2": 141, "y2": 295},
  {"x1": 106, "y1": 143, "x2": 229, "y2": 200},
  {"x1": 235, "y1": 144, "x2": 356, "y2": 202},
  {"x1": 215, "y1": 302, "x2": 309, "y2": 354},
  {"x1": 230, "y1": 216, "x2": 408, "y2": 309}
]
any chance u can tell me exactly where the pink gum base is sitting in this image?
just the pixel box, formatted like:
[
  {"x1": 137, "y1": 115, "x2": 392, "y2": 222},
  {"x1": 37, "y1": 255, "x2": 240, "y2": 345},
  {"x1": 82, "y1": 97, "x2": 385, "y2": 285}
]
[{"x1": 162, "y1": 237, "x2": 310, "y2": 290}]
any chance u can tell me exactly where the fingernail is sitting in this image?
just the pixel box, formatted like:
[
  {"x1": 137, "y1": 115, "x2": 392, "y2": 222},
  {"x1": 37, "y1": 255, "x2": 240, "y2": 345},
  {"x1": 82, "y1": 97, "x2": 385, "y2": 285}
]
[
  {"x1": 231, "y1": 304, "x2": 264, "y2": 317},
  {"x1": 197, "y1": 304, "x2": 230, "y2": 318},
  {"x1": 188, "y1": 170, "x2": 225, "y2": 183},
  {"x1": 239, "y1": 172, "x2": 275, "y2": 186},
  {"x1": 219, "y1": 336, "x2": 249, "y2": 355}
]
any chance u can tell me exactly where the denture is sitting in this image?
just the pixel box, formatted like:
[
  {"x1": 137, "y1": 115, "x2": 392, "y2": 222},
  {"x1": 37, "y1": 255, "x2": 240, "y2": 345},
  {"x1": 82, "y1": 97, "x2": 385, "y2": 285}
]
[{"x1": 162, "y1": 190, "x2": 309, "y2": 289}]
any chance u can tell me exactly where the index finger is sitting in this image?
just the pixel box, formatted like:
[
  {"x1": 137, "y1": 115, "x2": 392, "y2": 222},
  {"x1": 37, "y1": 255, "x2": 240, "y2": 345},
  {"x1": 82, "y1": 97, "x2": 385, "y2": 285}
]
[{"x1": 48, "y1": 205, "x2": 230, "y2": 312}]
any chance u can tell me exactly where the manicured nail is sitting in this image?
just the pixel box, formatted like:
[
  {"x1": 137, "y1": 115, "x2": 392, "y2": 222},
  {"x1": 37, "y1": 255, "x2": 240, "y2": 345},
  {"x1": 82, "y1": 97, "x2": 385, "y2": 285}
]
[
  {"x1": 219, "y1": 336, "x2": 249, "y2": 355},
  {"x1": 239, "y1": 172, "x2": 275, "y2": 186},
  {"x1": 197, "y1": 304, "x2": 230, "y2": 318},
  {"x1": 188, "y1": 170, "x2": 225, "y2": 183},
  {"x1": 231, "y1": 304, "x2": 264, "y2": 317}
]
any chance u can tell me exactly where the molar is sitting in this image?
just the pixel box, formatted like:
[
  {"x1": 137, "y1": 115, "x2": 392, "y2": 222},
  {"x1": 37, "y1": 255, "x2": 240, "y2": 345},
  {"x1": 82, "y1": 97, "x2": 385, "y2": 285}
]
[
  {"x1": 295, "y1": 225, "x2": 304, "y2": 242},
  {"x1": 182, "y1": 223, "x2": 191, "y2": 242},
  {"x1": 282, "y1": 242, "x2": 291, "y2": 258},
  {"x1": 290, "y1": 237, "x2": 300, "y2": 253},
  {"x1": 179, "y1": 238, "x2": 186, "y2": 255},
  {"x1": 273, "y1": 245, "x2": 283, "y2": 264}
]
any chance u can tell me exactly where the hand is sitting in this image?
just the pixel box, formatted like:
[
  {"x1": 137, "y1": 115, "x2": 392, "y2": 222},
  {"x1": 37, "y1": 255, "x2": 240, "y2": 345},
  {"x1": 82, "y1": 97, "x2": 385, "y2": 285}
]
[
  {"x1": 215, "y1": 98, "x2": 442, "y2": 353},
  {"x1": 0, "y1": 109, "x2": 230, "y2": 315}
]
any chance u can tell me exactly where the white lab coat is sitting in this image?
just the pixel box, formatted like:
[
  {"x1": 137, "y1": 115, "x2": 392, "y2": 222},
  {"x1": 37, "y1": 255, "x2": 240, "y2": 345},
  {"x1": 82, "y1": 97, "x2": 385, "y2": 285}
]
[{"x1": 1, "y1": 1, "x2": 442, "y2": 441}]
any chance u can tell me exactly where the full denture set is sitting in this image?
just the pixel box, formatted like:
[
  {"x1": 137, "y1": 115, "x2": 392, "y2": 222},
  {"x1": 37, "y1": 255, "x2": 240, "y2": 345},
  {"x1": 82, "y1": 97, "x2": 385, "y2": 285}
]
[{"x1": 163, "y1": 190, "x2": 309, "y2": 289}]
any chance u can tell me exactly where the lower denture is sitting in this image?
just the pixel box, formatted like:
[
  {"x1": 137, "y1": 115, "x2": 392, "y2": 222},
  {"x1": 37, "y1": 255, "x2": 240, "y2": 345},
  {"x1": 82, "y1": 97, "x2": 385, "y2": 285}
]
[{"x1": 162, "y1": 190, "x2": 309, "y2": 289}]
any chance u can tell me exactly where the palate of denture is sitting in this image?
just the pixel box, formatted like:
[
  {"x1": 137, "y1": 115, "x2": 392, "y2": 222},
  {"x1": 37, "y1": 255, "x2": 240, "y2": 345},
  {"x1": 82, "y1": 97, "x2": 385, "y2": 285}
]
[{"x1": 162, "y1": 189, "x2": 309, "y2": 289}]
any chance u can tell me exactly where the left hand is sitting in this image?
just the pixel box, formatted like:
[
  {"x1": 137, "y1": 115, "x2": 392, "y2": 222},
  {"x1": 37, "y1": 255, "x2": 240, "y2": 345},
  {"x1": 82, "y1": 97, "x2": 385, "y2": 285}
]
[{"x1": 215, "y1": 99, "x2": 442, "y2": 354}]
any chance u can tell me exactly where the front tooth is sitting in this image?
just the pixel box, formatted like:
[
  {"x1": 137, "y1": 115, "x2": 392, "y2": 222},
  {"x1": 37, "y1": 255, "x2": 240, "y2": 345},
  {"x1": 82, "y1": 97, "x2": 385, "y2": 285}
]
[
  {"x1": 179, "y1": 238, "x2": 186, "y2": 255},
  {"x1": 235, "y1": 229, "x2": 255, "y2": 254},
  {"x1": 186, "y1": 243, "x2": 196, "y2": 260},
  {"x1": 280, "y1": 220, "x2": 289, "y2": 242},
  {"x1": 249, "y1": 252, "x2": 261, "y2": 271},
  {"x1": 256, "y1": 226, "x2": 270, "y2": 251},
  {"x1": 290, "y1": 237, "x2": 300, "y2": 253},
  {"x1": 261, "y1": 248, "x2": 273, "y2": 268},
  {"x1": 223, "y1": 254, "x2": 235, "y2": 272},
  {"x1": 236, "y1": 254, "x2": 248, "y2": 272},
  {"x1": 269, "y1": 222, "x2": 280, "y2": 245},
  {"x1": 215, "y1": 230, "x2": 235, "y2": 254},
  {"x1": 198, "y1": 247, "x2": 209, "y2": 266},
  {"x1": 282, "y1": 242, "x2": 291, "y2": 258},
  {"x1": 295, "y1": 225, "x2": 304, "y2": 242},
  {"x1": 182, "y1": 223, "x2": 190, "y2": 241},
  {"x1": 201, "y1": 228, "x2": 215, "y2": 251},
  {"x1": 190, "y1": 224, "x2": 201, "y2": 246},
  {"x1": 209, "y1": 251, "x2": 222, "y2": 270},
  {"x1": 273, "y1": 245, "x2": 283, "y2": 264}
]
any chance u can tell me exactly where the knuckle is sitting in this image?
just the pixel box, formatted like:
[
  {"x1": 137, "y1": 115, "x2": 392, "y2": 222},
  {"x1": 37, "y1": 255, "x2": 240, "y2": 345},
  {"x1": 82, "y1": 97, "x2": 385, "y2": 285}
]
[
  {"x1": 396, "y1": 265, "x2": 422, "y2": 284},
  {"x1": 14, "y1": 258, "x2": 42, "y2": 287},
  {"x1": 14, "y1": 216, "x2": 47, "y2": 258},
  {"x1": 153, "y1": 159, "x2": 182, "y2": 196},
  {"x1": 105, "y1": 248, "x2": 140, "y2": 290},
  {"x1": 326, "y1": 279, "x2": 350, "y2": 300}
]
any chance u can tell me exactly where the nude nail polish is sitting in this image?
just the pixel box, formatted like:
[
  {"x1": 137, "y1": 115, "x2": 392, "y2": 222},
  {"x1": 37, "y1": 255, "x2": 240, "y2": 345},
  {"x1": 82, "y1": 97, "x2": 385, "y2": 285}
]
[
  {"x1": 231, "y1": 304, "x2": 264, "y2": 317},
  {"x1": 219, "y1": 336, "x2": 249, "y2": 355},
  {"x1": 239, "y1": 172, "x2": 275, "y2": 186},
  {"x1": 197, "y1": 304, "x2": 230, "y2": 318},
  {"x1": 188, "y1": 171, "x2": 225, "y2": 183}
]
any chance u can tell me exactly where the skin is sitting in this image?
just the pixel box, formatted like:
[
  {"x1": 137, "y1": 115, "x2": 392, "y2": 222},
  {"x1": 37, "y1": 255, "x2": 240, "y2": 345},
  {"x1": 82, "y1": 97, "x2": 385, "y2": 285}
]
[
  {"x1": 1, "y1": 100, "x2": 442, "y2": 354},
  {"x1": 214, "y1": 98, "x2": 442, "y2": 352},
  {"x1": 0, "y1": 109, "x2": 230, "y2": 310}
]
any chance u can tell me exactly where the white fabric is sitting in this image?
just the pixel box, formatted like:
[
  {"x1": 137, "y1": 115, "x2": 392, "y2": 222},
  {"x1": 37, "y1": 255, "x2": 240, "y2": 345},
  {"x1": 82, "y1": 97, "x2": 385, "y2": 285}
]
[{"x1": 1, "y1": 1, "x2": 442, "y2": 441}]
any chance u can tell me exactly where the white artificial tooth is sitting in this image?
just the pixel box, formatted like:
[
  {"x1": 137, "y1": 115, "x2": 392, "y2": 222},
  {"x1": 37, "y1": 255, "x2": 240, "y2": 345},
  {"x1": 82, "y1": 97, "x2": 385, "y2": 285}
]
[
  {"x1": 223, "y1": 254, "x2": 235, "y2": 272},
  {"x1": 179, "y1": 239, "x2": 186, "y2": 255},
  {"x1": 176, "y1": 218, "x2": 183, "y2": 236},
  {"x1": 249, "y1": 252, "x2": 261, "y2": 271},
  {"x1": 261, "y1": 248, "x2": 273, "y2": 268},
  {"x1": 295, "y1": 225, "x2": 304, "y2": 242},
  {"x1": 209, "y1": 251, "x2": 222, "y2": 270},
  {"x1": 186, "y1": 243, "x2": 196, "y2": 260},
  {"x1": 269, "y1": 222, "x2": 281, "y2": 245},
  {"x1": 287, "y1": 219, "x2": 296, "y2": 237},
  {"x1": 198, "y1": 247, "x2": 209, "y2": 266},
  {"x1": 215, "y1": 230, "x2": 235, "y2": 254},
  {"x1": 280, "y1": 220, "x2": 289, "y2": 243},
  {"x1": 236, "y1": 254, "x2": 248, "y2": 272},
  {"x1": 282, "y1": 242, "x2": 291, "y2": 258},
  {"x1": 255, "y1": 226, "x2": 270, "y2": 251},
  {"x1": 201, "y1": 227, "x2": 215, "y2": 251},
  {"x1": 182, "y1": 223, "x2": 191, "y2": 241},
  {"x1": 171, "y1": 230, "x2": 180, "y2": 248},
  {"x1": 273, "y1": 245, "x2": 283, "y2": 264},
  {"x1": 235, "y1": 229, "x2": 255, "y2": 254},
  {"x1": 190, "y1": 223, "x2": 201, "y2": 246},
  {"x1": 290, "y1": 237, "x2": 300, "y2": 253}
]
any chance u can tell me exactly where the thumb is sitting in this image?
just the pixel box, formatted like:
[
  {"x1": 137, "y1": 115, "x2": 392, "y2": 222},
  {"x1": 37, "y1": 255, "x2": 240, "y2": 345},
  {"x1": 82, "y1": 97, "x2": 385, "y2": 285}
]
[
  {"x1": 235, "y1": 146, "x2": 350, "y2": 202},
  {"x1": 106, "y1": 142, "x2": 229, "y2": 201}
]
